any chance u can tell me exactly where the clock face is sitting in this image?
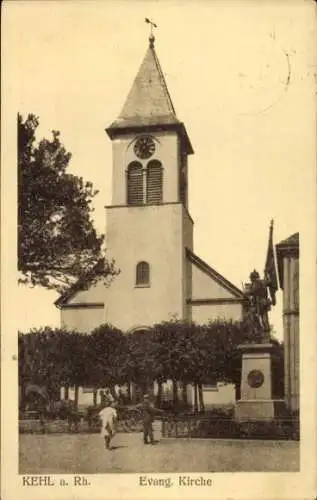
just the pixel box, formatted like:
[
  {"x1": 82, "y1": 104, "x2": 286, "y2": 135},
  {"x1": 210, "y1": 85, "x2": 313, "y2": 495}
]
[{"x1": 134, "y1": 136, "x2": 156, "y2": 159}]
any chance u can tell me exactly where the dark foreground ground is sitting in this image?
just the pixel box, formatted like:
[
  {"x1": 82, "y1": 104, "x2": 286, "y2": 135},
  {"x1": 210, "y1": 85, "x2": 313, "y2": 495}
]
[{"x1": 19, "y1": 433, "x2": 299, "y2": 474}]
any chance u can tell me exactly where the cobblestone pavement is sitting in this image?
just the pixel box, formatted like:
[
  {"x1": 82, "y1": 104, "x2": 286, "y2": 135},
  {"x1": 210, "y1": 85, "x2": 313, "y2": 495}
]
[{"x1": 19, "y1": 433, "x2": 299, "y2": 474}]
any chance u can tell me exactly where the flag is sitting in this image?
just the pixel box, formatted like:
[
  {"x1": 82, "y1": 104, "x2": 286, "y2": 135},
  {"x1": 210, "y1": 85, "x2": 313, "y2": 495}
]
[{"x1": 264, "y1": 219, "x2": 278, "y2": 305}]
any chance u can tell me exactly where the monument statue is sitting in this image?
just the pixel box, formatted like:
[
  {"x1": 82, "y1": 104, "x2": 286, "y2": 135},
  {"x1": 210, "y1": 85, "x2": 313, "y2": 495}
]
[
  {"x1": 235, "y1": 221, "x2": 279, "y2": 421},
  {"x1": 243, "y1": 269, "x2": 272, "y2": 342},
  {"x1": 242, "y1": 221, "x2": 278, "y2": 343}
]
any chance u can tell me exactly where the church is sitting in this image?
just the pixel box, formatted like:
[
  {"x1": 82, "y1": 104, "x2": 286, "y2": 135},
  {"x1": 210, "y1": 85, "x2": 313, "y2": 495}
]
[
  {"x1": 55, "y1": 33, "x2": 244, "y2": 332},
  {"x1": 55, "y1": 33, "x2": 244, "y2": 406}
]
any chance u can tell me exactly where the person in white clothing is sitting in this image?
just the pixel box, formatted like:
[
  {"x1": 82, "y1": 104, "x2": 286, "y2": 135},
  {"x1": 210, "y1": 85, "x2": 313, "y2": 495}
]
[{"x1": 99, "y1": 401, "x2": 118, "y2": 450}]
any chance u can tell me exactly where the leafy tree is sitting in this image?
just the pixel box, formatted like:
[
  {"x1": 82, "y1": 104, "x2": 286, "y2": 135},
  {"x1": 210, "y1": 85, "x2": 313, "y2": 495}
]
[
  {"x1": 125, "y1": 329, "x2": 158, "y2": 399},
  {"x1": 18, "y1": 113, "x2": 118, "y2": 293},
  {"x1": 19, "y1": 318, "x2": 282, "y2": 413},
  {"x1": 88, "y1": 324, "x2": 127, "y2": 396},
  {"x1": 151, "y1": 320, "x2": 206, "y2": 409},
  {"x1": 151, "y1": 321, "x2": 184, "y2": 405},
  {"x1": 151, "y1": 319, "x2": 249, "y2": 410},
  {"x1": 203, "y1": 320, "x2": 246, "y2": 401},
  {"x1": 18, "y1": 327, "x2": 79, "y2": 406}
]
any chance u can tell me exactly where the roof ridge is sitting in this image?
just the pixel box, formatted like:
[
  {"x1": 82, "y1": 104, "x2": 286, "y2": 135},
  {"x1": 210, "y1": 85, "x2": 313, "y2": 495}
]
[
  {"x1": 151, "y1": 45, "x2": 176, "y2": 117},
  {"x1": 276, "y1": 232, "x2": 299, "y2": 247},
  {"x1": 54, "y1": 258, "x2": 105, "y2": 308}
]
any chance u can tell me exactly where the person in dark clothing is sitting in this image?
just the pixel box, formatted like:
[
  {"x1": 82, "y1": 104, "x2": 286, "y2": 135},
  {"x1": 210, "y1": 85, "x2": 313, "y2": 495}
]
[{"x1": 138, "y1": 394, "x2": 162, "y2": 444}]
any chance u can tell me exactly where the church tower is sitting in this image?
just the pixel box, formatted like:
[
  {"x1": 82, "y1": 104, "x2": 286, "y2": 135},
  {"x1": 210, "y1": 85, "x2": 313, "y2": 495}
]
[
  {"x1": 104, "y1": 33, "x2": 194, "y2": 331},
  {"x1": 56, "y1": 32, "x2": 245, "y2": 337}
]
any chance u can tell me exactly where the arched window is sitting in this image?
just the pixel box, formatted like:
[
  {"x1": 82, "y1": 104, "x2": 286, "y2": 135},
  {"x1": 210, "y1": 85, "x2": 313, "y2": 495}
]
[
  {"x1": 136, "y1": 261, "x2": 150, "y2": 286},
  {"x1": 146, "y1": 160, "x2": 163, "y2": 204},
  {"x1": 127, "y1": 162, "x2": 143, "y2": 205}
]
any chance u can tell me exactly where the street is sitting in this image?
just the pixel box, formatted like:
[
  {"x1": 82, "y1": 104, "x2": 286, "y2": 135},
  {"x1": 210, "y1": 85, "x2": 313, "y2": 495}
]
[{"x1": 19, "y1": 433, "x2": 299, "y2": 474}]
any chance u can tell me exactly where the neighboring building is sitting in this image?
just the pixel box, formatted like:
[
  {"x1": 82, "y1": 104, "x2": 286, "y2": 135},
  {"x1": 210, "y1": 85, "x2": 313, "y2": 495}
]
[
  {"x1": 55, "y1": 35, "x2": 244, "y2": 406},
  {"x1": 276, "y1": 233, "x2": 299, "y2": 413}
]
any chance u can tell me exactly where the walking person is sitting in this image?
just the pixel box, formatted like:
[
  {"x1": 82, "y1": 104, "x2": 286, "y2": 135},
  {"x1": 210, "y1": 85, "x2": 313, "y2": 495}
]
[
  {"x1": 99, "y1": 401, "x2": 118, "y2": 450},
  {"x1": 138, "y1": 394, "x2": 162, "y2": 445}
]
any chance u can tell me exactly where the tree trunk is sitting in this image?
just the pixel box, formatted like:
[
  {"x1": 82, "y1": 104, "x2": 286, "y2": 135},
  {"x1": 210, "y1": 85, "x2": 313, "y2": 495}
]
[
  {"x1": 131, "y1": 382, "x2": 137, "y2": 404},
  {"x1": 93, "y1": 389, "x2": 97, "y2": 406},
  {"x1": 182, "y1": 382, "x2": 188, "y2": 405},
  {"x1": 156, "y1": 381, "x2": 163, "y2": 408},
  {"x1": 148, "y1": 380, "x2": 155, "y2": 400},
  {"x1": 172, "y1": 380, "x2": 179, "y2": 407},
  {"x1": 193, "y1": 384, "x2": 198, "y2": 412},
  {"x1": 109, "y1": 385, "x2": 117, "y2": 400},
  {"x1": 142, "y1": 380, "x2": 149, "y2": 397},
  {"x1": 127, "y1": 382, "x2": 132, "y2": 403},
  {"x1": 64, "y1": 385, "x2": 69, "y2": 400},
  {"x1": 198, "y1": 384, "x2": 204, "y2": 412},
  {"x1": 74, "y1": 386, "x2": 79, "y2": 409}
]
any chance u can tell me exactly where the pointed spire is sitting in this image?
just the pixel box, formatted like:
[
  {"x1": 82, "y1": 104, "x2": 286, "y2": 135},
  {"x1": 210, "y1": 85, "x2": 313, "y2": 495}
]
[
  {"x1": 108, "y1": 39, "x2": 178, "y2": 129},
  {"x1": 106, "y1": 30, "x2": 194, "y2": 154}
]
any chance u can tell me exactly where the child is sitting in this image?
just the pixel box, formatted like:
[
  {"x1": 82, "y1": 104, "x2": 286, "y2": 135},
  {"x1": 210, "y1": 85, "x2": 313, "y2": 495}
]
[{"x1": 99, "y1": 401, "x2": 117, "y2": 450}]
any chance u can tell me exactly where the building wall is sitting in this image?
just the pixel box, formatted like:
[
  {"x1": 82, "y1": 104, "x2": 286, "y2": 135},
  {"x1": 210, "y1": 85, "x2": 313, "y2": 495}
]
[
  {"x1": 104, "y1": 203, "x2": 191, "y2": 331},
  {"x1": 61, "y1": 306, "x2": 105, "y2": 333},
  {"x1": 191, "y1": 264, "x2": 237, "y2": 300},
  {"x1": 191, "y1": 302, "x2": 243, "y2": 324},
  {"x1": 68, "y1": 281, "x2": 105, "y2": 304},
  {"x1": 153, "y1": 381, "x2": 235, "y2": 408},
  {"x1": 182, "y1": 208, "x2": 194, "y2": 321},
  {"x1": 283, "y1": 256, "x2": 299, "y2": 412},
  {"x1": 61, "y1": 386, "x2": 121, "y2": 407},
  {"x1": 187, "y1": 383, "x2": 236, "y2": 408},
  {"x1": 203, "y1": 384, "x2": 235, "y2": 407}
]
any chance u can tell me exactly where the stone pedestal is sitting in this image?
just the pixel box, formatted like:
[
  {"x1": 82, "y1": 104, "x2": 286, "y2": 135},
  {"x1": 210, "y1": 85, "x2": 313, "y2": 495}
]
[{"x1": 235, "y1": 343, "x2": 275, "y2": 421}]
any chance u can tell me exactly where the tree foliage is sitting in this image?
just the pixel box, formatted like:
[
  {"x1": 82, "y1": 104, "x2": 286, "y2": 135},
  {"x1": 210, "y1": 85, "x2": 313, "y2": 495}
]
[
  {"x1": 88, "y1": 324, "x2": 127, "y2": 389},
  {"x1": 18, "y1": 319, "x2": 284, "y2": 410},
  {"x1": 18, "y1": 113, "x2": 118, "y2": 293},
  {"x1": 18, "y1": 327, "x2": 78, "y2": 399},
  {"x1": 125, "y1": 329, "x2": 158, "y2": 391}
]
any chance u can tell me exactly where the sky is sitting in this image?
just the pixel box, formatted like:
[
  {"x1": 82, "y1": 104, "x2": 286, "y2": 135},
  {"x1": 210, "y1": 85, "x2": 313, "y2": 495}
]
[{"x1": 3, "y1": 0, "x2": 316, "y2": 340}]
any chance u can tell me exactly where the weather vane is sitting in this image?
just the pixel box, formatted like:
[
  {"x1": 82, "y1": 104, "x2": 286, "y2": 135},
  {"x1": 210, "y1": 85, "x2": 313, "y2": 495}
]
[{"x1": 145, "y1": 18, "x2": 157, "y2": 47}]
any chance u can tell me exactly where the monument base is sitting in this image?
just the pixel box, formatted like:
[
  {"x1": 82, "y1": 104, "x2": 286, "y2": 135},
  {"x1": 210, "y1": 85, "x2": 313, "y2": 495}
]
[
  {"x1": 235, "y1": 399, "x2": 275, "y2": 421},
  {"x1": 235, "y1": 343, "x2": 275, "y2": 421}
]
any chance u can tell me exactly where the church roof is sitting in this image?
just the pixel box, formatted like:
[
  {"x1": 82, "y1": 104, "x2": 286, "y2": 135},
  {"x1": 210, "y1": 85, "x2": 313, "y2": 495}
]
[
  {"x1": 186, "y1": 249, "x2": 245, "y2": 299},
  {"x1": 106, "y1": 36, "x2": 194, "y2": 154},
  {"x1": 276, "y1": 232, "x2": 299, "y2": 249},
  {"x1": 54, "y1": 258, "x2": 106, "y2": 308}
]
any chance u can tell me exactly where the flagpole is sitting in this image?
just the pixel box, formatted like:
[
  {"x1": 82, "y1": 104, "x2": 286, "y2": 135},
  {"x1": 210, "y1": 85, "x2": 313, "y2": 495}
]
[{"x1": 264, "y1": 218, "x2": 278, "y2": 307}]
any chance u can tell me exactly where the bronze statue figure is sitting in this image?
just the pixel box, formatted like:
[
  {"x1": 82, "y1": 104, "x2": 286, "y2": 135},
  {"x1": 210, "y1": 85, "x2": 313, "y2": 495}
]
[{"x1": 244, "y1": 269, "x2": 272, "y2": 341}]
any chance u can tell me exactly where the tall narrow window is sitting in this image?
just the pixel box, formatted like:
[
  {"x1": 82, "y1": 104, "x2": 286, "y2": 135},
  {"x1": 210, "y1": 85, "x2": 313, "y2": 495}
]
[
  {"x1": 136, "y1": 261, "x2": 150, "y2": 286},
  {"x1": 146, "y1": 160, "x2": 163, "y2": 204},
  {"x1": 180, "y1": 167, "x2": 187, "y2": 206},
  {"x1": 179, "y1": 152, "x2": 187, "y2": 206},
  {"x1": 127, "y1": 162, "x2": 143, "y2": 205}
]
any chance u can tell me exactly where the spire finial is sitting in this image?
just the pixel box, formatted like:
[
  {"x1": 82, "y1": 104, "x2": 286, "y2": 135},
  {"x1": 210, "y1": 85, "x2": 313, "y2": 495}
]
[{"x1": 145, "y1": 18, "x2": 157, "y2": 47}]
